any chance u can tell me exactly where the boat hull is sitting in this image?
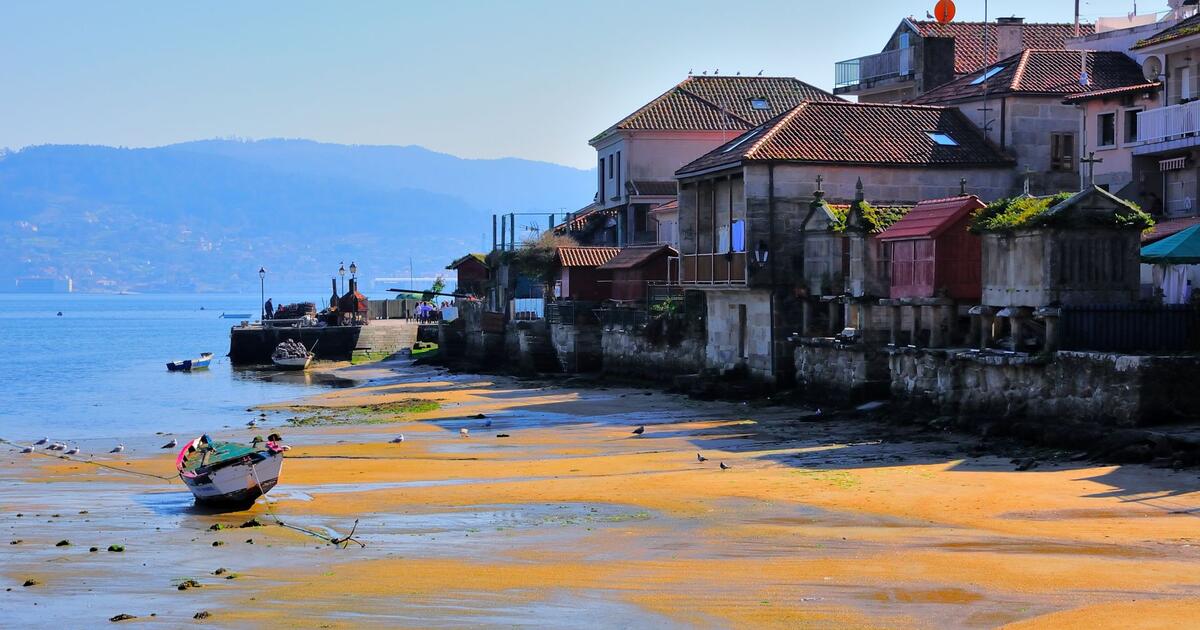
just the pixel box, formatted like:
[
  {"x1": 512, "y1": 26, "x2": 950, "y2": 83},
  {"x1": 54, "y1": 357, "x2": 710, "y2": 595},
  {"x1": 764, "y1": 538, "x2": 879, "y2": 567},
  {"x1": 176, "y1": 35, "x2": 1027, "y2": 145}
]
[
  {"x1": 167, "y1": 353, "x2": 213, "y2": 372},
  {"x1": 272, "y1": 356, "x2": 312, "y2": 370},
  {"x1": 180, "y1": 451, "x2": 284, "y2": 505}
]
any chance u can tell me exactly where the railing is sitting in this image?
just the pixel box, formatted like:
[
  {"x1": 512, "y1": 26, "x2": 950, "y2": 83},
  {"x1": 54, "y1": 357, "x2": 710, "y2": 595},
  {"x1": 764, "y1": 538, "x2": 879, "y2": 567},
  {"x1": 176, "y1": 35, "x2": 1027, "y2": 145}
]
[
  {"x1": 679, "y1": 253, "x2": 747, "y2": 285},
  {"x1": 1166, "y1": 196, "x2": 1194, "y2": 215},
  {"x1": 1137, "y1": 100, "x2": 1200, "y2": 143},
  {"x1": 834, "y1": 48, "x2": 914, "y2": 89},
  {"x1": 1060, "y1": 303, "x2": 1200, "y2": 353}
]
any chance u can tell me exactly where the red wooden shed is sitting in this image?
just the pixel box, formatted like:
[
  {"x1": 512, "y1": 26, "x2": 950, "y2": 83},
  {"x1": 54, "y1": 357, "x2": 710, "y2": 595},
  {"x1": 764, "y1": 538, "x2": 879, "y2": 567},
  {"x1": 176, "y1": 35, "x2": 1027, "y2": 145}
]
[
  {"x1": 876, "y1": 195, "x2": 985, "y2": 300},
  {"x1": 555, "y1": 247, "x2": 620, "y2": 301},
  {"x1": 446, "y1": 253, "x2": 489, "y2": 297},
  {"x1": 597, "y1": 244, "x2": 678, "y2": 302}
]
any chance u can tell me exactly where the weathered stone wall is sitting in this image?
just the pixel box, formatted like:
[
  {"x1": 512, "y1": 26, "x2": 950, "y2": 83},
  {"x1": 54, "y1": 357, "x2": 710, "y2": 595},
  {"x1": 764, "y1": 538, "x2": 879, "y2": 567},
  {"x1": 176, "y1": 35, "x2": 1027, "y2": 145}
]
[
  {"x1": 888, "y1": 349, "x2": 1200, "y2": 426},
  {"x1": 704, "y1": 288, "x2": 774, "y2": 380},
  {"x1": 601, "y1": 325, "x2": 705, "y2": 381},
  {"x1": 550, "y1": 323, "x2": 604, "y2": 372},
  {"x1": 794, "y1": 339, "x2": 891, "y2": 403}
]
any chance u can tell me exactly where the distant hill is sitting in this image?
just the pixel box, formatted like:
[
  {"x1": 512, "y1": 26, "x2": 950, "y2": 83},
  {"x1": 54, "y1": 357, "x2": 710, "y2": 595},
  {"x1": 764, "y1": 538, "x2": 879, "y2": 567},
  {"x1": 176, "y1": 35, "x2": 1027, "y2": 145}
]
[{"x1": 0, "y1": 139, "x2": 595, "y2": 293}]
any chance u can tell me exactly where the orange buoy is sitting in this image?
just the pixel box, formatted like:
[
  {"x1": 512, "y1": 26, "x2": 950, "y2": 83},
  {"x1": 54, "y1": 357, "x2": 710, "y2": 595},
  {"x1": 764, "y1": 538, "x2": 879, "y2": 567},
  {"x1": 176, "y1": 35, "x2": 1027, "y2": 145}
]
[{"x1": 934, "y1": 0, "x2": 956, "y2": 23}]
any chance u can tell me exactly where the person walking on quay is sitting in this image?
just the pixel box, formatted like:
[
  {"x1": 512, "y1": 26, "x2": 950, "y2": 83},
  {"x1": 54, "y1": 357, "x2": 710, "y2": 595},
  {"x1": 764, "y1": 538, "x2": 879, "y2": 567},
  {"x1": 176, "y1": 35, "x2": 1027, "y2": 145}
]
[{"x1": 264, "y1": 298, "x2": 274, "y2": 321}]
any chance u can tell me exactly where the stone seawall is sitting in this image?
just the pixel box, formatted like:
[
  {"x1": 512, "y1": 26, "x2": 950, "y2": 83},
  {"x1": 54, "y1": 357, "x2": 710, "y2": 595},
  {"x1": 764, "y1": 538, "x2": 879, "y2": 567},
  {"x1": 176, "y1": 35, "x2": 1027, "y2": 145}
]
[
  {"x1": 229, "y1": 326, "x2": 361, "y2": 365},
  {"x1": 600, "y1": 325, "x2": 705, "y2": 382},
  {"x1": 550, "y1": 323, "x2": 603, "y2": 373},
  {"x1": 794, "y1": 339, "x2": 890, "y2": 403},
  {"x1": 888, "y1": 349, "x2": 1200, "y2": 427}
]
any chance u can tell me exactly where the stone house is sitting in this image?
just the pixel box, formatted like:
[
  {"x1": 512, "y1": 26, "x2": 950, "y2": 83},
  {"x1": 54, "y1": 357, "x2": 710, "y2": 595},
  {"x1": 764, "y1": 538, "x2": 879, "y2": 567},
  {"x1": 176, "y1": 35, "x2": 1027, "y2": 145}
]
[
  {"x1": 673, "y1": 100, "x2": 1016, "y2": 383},
  {"x1": 589, "y1": 75, "x2": 839, "y2": 246},
  {"x1": 834, "y1": 17, "x2": 1090, "y2": 103},
  {"x1": 911, "y1": 49, "x2": 1149, "y2": 194}
]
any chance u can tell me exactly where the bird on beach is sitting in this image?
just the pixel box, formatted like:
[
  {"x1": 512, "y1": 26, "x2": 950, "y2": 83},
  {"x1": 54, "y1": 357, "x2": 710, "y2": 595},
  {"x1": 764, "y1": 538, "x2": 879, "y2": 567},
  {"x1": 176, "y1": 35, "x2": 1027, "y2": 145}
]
[
  {"x1": 21, "y1": 445, "x2": 34, "y2": 453},
  {"x1": 697, "y1": 453, "x2": 708, "y2": 462},
  {"x1": 720, "y1": 462, "x2": 730, "y2": 470},
  {"x1": 110, "y1": 444, "x2": 124, "y2": 454},
  {"x1": 390, "y1": 435, "x2": 405, "y2": 443},
  {"x1": 64, "y1": 446, "x2": 80, "y2": 456},
  {"x1": 161, "y1": 438, "x2": 177, "y2": 449},
  {"x1": 632, "y1": 426, "x2": 645, "y2": 436},
  {"x1": 34, "y1": 437, "x2": 48, "y2": 445},
  {"x1": 460, "y1": 428, "x2": 470, "y2": 438},
  {"x1": 47, "y1": 442, "x2": 65, "y2": 451}
]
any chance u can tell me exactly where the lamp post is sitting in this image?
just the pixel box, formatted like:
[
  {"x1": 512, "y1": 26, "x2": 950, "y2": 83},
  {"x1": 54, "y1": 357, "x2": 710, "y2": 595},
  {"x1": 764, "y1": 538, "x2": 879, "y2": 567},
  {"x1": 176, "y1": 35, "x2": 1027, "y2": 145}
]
[
  {"x1": 349, "y1": 261, "x2": 357, "y2": 280},
  {"x1": 258, "y1": 267, "x2": 266, "y2": 323},
  {"x1": 338, "y1": 262, "x2": 346, "y2": 294}
]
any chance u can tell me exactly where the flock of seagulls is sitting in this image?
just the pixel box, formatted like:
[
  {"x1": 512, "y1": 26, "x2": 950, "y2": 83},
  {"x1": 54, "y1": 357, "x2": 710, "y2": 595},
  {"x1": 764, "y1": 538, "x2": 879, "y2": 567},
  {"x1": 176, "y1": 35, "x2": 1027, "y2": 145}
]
[
  {"x1": 634, "y1": 426, "x2": 730, "y2": 470},
  {"x1": 12, "y1": 436, "x2": 125, "y2": 457}
]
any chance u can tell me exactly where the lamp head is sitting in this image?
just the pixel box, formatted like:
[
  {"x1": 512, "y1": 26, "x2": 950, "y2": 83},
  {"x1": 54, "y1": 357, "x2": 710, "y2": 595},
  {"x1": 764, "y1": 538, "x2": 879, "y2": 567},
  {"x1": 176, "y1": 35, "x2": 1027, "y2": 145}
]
[{"x1": 258, "y1": 267, "x2": 266, "y2": 280}]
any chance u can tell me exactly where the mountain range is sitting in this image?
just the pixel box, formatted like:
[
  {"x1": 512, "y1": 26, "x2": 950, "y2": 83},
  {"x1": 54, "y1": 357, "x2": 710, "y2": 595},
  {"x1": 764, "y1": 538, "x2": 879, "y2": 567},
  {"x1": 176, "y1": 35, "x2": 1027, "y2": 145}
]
[{"x1": 0, "y1": 139, "x2": 595, "y2": 293}]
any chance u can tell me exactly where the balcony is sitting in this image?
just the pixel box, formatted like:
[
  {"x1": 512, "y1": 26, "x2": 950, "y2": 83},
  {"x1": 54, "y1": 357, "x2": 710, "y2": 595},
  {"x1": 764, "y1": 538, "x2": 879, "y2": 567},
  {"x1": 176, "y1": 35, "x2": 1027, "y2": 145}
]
[
  {"x1": 680, "y1": 253, "x2": 747, "y2": 286},
  {"x1": 1137, "y1": 101, "x2": 1200, "y2": 145},
  {"x1": 834, "y1": 48, "x2": 914, "y2": 91}
]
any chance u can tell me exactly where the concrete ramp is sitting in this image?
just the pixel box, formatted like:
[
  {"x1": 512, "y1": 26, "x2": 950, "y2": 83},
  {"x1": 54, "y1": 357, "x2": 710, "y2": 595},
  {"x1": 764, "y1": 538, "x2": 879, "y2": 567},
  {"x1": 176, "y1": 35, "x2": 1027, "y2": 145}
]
[{"x1": 355, "y1": 319, "x2": 418, "y2": 356}]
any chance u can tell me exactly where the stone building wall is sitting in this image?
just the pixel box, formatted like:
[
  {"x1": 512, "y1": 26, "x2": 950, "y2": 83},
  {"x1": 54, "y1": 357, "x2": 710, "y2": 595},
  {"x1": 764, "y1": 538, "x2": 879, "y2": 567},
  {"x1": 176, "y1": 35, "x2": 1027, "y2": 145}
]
[
  {"x1": 794, "y1": 339, "x2": 891, "y2": 403},
  {"x1": 550, "y1": 323, "x2": 604, "y2": 373},
  {"x1": 601, "y1": 325, "x2": 705, "y2": 381},
  {"x1": 703, "y1": 288, "x2": 774, "y2": 380}
]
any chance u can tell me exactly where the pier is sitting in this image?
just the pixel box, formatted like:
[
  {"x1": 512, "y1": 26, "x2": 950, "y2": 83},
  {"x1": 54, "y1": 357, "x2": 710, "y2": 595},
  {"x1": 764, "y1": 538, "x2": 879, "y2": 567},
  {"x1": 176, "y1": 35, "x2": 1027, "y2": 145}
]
[{"x1": 228, "y1": 319, "x2": 417, "y2": 365}]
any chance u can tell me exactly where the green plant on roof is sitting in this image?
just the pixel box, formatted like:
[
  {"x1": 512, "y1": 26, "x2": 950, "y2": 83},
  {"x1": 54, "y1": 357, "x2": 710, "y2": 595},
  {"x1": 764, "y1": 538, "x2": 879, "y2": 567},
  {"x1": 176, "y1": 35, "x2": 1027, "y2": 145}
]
[
  {"x1": 829, "y1": 202, "x2": 911, "y2": 234},
  {"x1": 968, "y1": 192, "x2": 1152, "y2": 233}
]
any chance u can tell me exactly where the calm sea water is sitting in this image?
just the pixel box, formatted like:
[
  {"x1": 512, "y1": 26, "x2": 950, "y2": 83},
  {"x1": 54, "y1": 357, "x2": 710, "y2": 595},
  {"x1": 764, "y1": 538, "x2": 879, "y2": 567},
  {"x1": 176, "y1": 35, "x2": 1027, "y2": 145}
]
[{"x1": 0, "y1": 293, "x2": 360, "y2": 442}]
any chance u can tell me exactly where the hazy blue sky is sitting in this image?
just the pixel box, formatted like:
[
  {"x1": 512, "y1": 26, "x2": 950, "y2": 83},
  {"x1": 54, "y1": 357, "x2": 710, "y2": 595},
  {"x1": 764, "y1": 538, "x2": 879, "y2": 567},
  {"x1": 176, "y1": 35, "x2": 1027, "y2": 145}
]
[{"x1": 0, "y1": 0, "x2": 1171, "y2": 168}]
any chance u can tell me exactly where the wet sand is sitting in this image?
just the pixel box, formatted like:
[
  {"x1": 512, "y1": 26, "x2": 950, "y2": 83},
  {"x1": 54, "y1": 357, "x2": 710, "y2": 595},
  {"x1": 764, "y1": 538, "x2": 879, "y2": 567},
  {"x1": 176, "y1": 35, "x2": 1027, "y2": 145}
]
[{"x1": 2, "y1": 359, "x2": 1199, "y2": 628}]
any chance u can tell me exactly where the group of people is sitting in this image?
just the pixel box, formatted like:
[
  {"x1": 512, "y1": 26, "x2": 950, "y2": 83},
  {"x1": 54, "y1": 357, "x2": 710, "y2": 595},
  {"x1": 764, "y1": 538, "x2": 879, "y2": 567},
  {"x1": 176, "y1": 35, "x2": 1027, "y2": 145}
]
[{"x1": 414, "y1": 300, "x2": 451, "y2": 322}]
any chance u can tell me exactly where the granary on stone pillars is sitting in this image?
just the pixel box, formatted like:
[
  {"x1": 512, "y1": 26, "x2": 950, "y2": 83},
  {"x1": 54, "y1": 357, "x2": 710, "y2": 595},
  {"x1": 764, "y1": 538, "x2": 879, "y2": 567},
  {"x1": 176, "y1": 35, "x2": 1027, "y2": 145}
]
[
  {"x1": 875, "y1": 190, "x2": 985, "y2": 348},
  {"x1": 838, "y1": 179, "x2": 895, "y2": 343},
  {"x1": 972, "y1": 185, "x2": 1151, "y2": 352}
]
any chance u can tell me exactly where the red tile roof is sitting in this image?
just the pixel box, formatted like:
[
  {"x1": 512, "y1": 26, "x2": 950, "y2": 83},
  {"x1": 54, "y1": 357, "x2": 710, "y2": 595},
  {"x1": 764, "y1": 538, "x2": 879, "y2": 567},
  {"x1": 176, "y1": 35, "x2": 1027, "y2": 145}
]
[
  {"x1": 1063, "y1": 81, "x2": 1161, "y2": 103},
  {"x1": 1131, "y1": 13, "x2": 1200, "y2": 50},
  {"x1": 910, "y1": 50, "x2": 1147, "y2": 105},
  {"x1": 877, "y1": 195, "x2": 986, "y2": 241},
  {"x1": 594, "y1": 76, "x2": 840, "y2": 140},
  {"x1": 554, "y1": 203, "x2": 618, "y2": 233},
  {"x1": 1143, "y1": 216, "x2": 1200, "y2": 244},
  {"x1": 597, "y1": 245, "x2": 679, "y2": 271},
  {"x1": 650, "y1": 199, "x2": 679, "y2": 214},
  {"x1": 676, "y1": 101, "x2": 1013, "y2": 176},
  {"x1": 909, "y1": 20, "x2": 1092, "y2": 76},
  {"x1": 556, "y1": 246, "x2": 621, "y2": 268}
]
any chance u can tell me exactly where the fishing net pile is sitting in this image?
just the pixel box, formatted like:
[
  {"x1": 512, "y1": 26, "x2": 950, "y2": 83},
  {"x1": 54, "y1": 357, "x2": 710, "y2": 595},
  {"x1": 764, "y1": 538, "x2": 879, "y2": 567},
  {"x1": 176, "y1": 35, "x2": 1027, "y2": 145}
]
[{"x1": 272, "y1": 339, "x2": 310, "y2": 360}]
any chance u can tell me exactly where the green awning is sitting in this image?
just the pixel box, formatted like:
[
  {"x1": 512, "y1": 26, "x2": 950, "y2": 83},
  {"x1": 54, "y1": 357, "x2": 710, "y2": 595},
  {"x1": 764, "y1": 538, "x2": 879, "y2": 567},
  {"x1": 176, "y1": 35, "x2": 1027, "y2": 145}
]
[{"x1": 1141, "y1": 224, "x2": 1200, "y2": 264}]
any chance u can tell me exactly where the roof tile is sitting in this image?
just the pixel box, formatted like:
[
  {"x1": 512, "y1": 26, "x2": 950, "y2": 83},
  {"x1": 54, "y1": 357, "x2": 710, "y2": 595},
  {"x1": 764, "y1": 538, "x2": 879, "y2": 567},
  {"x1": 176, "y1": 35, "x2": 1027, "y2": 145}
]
[
  {"x1": 556, "y1": 246, "x2": 622, "y2": 268},
  {"x1": 911, "y1": 50, "x2": 1147, "y2": 105},
  {"x1": 910, "y1": 20, "x2": 1092, "y2": 76},
  {"x1": 597, "y1": 245, "x2": 679, "y2": 270},
  {"x1": 1132, "y1": 13, "x2": 1200, "y2": 50},
  {"x1": 877, "y1": 195, "x2": 986, "y2": 240}
]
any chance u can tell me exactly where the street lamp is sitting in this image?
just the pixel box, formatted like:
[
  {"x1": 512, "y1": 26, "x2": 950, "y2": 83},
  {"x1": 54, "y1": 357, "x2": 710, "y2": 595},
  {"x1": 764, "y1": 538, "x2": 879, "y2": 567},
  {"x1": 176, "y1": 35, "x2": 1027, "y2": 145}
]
[
  {"x1": 349, "y1": 261, "x2": 357, "y2": 279},
  {"x1": 338, "y1": 261, "x2": 346, "y2": 294},
  {"x1": 258, "y1": 267, "x2": 266, "y2": 323}
]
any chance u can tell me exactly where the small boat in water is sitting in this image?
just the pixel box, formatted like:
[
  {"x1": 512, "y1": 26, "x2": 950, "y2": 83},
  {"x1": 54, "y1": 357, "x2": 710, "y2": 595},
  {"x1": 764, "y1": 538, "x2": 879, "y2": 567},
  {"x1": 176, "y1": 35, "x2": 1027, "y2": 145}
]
[
  {"x1": 166, "y1": 352, "x2": 214, "y2": 372},
  {"x1": 176, "y1": 435, "x2": 287, "y2": 505},
  {"x1": 220, "y1": 312, "x2": 252, "y2": 319},
  {"x1": 272, "y1": 339, "x2": 314, "y2": 371}
]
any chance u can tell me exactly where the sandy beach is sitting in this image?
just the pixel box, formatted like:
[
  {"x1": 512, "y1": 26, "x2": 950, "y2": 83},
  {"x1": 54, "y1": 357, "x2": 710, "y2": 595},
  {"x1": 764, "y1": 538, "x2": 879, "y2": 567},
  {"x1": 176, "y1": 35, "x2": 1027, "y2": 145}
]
[{"x1": 3, "y1": 358, "x2": 1199, "y2": 628}]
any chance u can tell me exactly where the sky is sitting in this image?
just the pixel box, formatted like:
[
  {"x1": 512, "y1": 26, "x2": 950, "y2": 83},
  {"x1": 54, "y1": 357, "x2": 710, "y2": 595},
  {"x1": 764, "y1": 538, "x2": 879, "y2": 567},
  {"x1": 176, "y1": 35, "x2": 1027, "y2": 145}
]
[{"x1": 0, "y1": 0, "x2": 1174, "y2": 169}]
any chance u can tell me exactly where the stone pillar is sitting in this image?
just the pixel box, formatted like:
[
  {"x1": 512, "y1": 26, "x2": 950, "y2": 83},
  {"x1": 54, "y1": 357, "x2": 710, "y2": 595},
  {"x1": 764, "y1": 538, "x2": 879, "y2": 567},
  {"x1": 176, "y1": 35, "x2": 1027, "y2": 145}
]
[
  {"x1": 978, "y1": 306, "x2": 996, "y2": 351},
  {"x1": 801, "y1": 300, "x2": 812, "y2": 337},
  {"x1": 1037, "y1": 307, "x2": 1061, "y2": 353},
  {"x1": 827, "y1": 299, "x2": 840, "y2": 336},
  {"x1": 888, "y1": 301, "x2": 902, "y2": 346},
  {"x1": 909, "y1": 302, "x2": 923, "y2": 348}
]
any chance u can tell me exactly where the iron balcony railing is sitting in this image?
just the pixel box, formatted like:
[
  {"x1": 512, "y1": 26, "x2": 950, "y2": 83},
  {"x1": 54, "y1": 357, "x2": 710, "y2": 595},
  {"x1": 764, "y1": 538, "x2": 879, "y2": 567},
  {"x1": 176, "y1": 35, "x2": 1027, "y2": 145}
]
[{"x1": 834, "y1": 47, "x2": 914, "y2": 90}]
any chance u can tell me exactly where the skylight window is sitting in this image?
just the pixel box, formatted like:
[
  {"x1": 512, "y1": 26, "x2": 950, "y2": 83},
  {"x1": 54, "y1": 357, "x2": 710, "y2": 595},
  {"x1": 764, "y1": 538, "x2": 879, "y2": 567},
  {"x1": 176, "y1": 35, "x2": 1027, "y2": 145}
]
[
  {"x1": 970, "y1": 66, "x2": 1005, "y2": 85},
  {"x1": 722, "y1": 127, "x2": 764, "y2": 153},
  {"x1": 750, "y1": 98, "x2": 770, "y2": 110},
  {"x1": 927, "y1": 132, "x2": 959, "y2": 146}
]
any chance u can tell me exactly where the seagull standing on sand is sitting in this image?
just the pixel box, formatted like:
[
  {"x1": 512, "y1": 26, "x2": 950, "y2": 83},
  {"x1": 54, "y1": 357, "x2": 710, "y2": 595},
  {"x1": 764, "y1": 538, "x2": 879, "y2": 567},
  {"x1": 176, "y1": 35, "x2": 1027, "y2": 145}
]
[
  {"x1": 390, "y1": 435, "x2": 405, "y2": 443},
  {"x1": 34, "y1": 437, "x2": 48, "y2": 446},
  {"x1": 47, "y1": 442, "x2": 65, "y2": 451},
  {"x1": 697, "y1": 453, "x2": 708, "y2": 462},
  {"x1": 21, "y1": 445, "x2": 34, "y2": 453},
  {"x1": 632, "y1": 426, "x2": 645, "y2": 436},
  {"x1": 64, "y1": 446, "x2": 80, "y2": 456},
  {"x1": 460, "y1": 428, "x2": 469, "y2": 438},
  {"x1": 110, "y1": 444, "x2": 124, "y2": 454},
  {"x1": 720, "y1": 462, "x2": 730, "y2": 470},
  {"x1": 161, "y1": 438, "x2": 177, "y2": 449}
]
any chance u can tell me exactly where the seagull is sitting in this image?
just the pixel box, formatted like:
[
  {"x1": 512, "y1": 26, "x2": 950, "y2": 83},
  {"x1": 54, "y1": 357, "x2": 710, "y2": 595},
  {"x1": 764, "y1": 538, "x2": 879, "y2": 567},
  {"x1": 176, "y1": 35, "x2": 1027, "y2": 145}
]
[
  {"x1": 64, "y1": 446, "x2": 80, "y2": 456},
  {"x1": 34, "y1": 437, "x2": 48, "y2": 445},
  {"x1": 632, "y1": 426, "x2": 645, "y2": 436},
  {"x1": 47, "y1": 442, "x2": 65, "y2": 451},
  {"x1": 21, "y1": 445, "x2": 34, "y2": 453},
  {"x1": 460, "y1": 428, "x2": 469, "y2": 438},
  {"x1": 720, "y1": 462, "x2": 730, "y2": 470},
  {"x1": 697, "y1": 453, "x2": 708, "y2": 462},
  {"x1": 110, "y1": 444, "x2": 124, "y2": 454},
  {"x1": 390, "y1": 435, "x2": 405, "y2": 443},
  {"x1": 160, "y1": 438, "x2": 177, "y2": 449}
]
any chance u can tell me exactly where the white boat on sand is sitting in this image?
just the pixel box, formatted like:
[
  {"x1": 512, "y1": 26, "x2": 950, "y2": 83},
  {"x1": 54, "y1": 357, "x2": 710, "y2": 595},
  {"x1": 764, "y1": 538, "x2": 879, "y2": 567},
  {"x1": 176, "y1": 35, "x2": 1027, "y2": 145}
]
[{"x1": 176, "y1": 435, "x2": 287, "y2": 505}]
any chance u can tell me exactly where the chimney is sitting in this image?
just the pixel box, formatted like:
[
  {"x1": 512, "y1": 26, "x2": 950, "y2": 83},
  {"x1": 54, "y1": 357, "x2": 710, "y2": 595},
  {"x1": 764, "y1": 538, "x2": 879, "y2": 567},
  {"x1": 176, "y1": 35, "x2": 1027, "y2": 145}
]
[{"x1": 996, "y1": 17, "x2": 1025, "y2": 62}]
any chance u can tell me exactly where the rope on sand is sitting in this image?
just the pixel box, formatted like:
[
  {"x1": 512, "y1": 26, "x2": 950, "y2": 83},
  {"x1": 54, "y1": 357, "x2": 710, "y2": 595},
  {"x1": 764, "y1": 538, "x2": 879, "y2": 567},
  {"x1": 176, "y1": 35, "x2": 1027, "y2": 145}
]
[
  {"x1": 250, "y1": 464, "x2": 365, "y2": 549},
  {"x1": 0, "y1": 439, "x2": 176, "y2": 481}
]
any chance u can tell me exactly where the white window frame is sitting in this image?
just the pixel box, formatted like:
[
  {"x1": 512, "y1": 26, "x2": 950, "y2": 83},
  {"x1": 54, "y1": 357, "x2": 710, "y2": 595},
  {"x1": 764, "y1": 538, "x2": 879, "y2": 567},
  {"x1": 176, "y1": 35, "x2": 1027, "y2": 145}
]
[{"x1": 1096, "y1": 111, "x2": 1118, "y2": 149}]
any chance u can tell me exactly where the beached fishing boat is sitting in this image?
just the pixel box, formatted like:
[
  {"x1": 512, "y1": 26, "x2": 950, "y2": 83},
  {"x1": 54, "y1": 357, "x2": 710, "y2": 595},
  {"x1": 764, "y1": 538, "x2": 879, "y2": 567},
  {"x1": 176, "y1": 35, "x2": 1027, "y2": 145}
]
[
  {"x1": 271, "y1": 339, "x2": 313, "y2": 371},
  {"x1": 176, "y1": 435, "x2": 286, "y2": 505},
  {"x1": 166, "y1": 352, "x2": 214, "y2": 372}
]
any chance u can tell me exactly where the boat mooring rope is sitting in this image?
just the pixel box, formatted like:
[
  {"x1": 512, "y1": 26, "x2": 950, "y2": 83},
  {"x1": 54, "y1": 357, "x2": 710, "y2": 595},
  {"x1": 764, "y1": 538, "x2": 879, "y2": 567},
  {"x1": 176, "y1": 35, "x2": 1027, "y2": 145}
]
[
  {"x1": 0, "y1": 439, "x2": 176, "y2": 481},
  {"x1": 250, "y1": 462, "x2": 365, "y2": 549}
]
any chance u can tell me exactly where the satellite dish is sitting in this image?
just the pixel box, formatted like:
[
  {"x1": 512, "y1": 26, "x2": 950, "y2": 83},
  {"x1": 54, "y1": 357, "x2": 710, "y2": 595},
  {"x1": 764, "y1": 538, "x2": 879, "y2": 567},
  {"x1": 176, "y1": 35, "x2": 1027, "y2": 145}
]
[{"x1": 1143, "y1": 56, "x2": 1164, "y2": 83}]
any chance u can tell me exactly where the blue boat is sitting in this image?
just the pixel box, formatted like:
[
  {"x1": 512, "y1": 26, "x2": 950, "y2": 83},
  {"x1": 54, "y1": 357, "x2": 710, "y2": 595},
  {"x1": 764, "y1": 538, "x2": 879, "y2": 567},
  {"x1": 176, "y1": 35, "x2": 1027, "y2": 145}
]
[{"x1": 167, "y1": 352, "x2": 214, "y2": 372}]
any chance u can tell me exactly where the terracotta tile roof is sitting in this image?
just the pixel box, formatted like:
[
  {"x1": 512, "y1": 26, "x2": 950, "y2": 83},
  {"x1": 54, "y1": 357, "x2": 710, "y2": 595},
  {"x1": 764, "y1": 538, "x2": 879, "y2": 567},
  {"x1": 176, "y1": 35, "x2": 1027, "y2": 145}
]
[
  {"x1": 628, "y1": 180, "x2": 677, "y2": 196},
  {"x1": 595, "y1": 76, "x2": 840, "y2": 140},
  {"x1": 910, "y1": 50, "x2": 1147, "y2": 105},
  {"x1": 1143, "y1": 216, "x2": 1200, "y2": 244},
  {"x1": 1063, "y1": 81, "x2": 1161, "y2": 103},
  {"x1": 650, "y1": 199, "x2": 679, "y2": 214},
  {"x1": 446, "y1": 253, "x2": 487, "y2": 270},
  {"x1": 909, "y1": 20, "x2": 1092, "y2": 76},
  {"x1": 554, "y1": 203, "x2": 618, "y2": 233},
  {"x1": 877, "y1": 195, "x2": 986, "y2": 240},
  {"x1": 556, "y1": 246, "x2": 622, "y2": 268},
  {"x1": 1132, "y1": 13, "x2": 1200, "y2": 50},
  {"x1": 597, "y1": 245, "x2": 679, "y2": 271},
  {"x1": 676, "y1": 101, "x2": 1014, "y2": 176}
]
